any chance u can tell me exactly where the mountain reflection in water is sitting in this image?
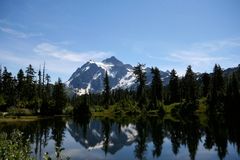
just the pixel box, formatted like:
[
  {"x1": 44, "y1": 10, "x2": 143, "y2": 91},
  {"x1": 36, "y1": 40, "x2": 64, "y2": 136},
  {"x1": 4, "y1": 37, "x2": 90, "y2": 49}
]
[{"x1": 0, "y1": 114, "x2": 240, "y2": 160}]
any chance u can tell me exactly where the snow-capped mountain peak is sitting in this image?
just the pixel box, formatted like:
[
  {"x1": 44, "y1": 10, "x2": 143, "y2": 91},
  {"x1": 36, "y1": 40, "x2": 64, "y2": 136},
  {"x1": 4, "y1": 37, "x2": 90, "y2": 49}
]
[{"x1": 66, "y1": 56, "x2": 170, "y2": 95}]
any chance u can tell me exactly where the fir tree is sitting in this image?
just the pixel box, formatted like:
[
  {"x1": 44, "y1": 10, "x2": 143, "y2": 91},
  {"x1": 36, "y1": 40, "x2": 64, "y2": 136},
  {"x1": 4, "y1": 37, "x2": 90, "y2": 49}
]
[
  {"x1": 150, "y1": 67, "x2": 163, "y2": 109},
  {"x1": 16, "y1": 69, "x2": 25, "y2": 100},
  {"x1": 133, "y1": 63, "x2": 147, "y2": 108},
  {"x1": 0, "y1": 65, "x2": 2, "y2": 94},
  {"x1": 184, "y1": 65, "x2": 197, "y2": 103},
  {"x1": 2, "y1": 67, "x2": 16, "y2": 107},
  {"x1": 52, "y1": 78, "x2": 67, "y2": 115},
  {"x1": 168, "y1": 69, "x2": 180, "y2": 103},
  {"x1": 25, "y1": 64, "x2": 36, "y2": 101},
  {"x1": 201, "y1": 73, "x2": 210, "y2": 97},
  {"x1": 103, "y1": 71, "x2": 110, "y2": 108},
  {"x1": 208, "y1": 64, "x2": 225, "y2": 113}
]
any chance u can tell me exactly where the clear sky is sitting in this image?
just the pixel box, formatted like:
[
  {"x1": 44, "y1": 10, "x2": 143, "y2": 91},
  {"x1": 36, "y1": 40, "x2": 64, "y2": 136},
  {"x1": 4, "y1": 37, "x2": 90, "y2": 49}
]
[{"x1": 0, "y1": 0, "x2": 240, "y2": 82}]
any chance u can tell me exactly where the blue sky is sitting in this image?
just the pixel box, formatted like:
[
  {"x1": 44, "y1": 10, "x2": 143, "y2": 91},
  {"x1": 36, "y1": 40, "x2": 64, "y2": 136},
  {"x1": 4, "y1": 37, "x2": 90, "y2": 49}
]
[{"x1": 0, "y1": 0, "x2": 240, "y2": 82}]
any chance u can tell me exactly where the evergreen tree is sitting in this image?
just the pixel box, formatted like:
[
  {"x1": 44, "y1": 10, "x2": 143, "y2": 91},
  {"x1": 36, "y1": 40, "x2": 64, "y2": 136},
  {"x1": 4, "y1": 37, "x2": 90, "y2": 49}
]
[
  {"x1": 16, "y1": 69, "x2": 25, "y2": 100},
  {"x1": 201, "y1": 73, "x2": 210, "y2": 97},
  {"x1": 45, "y1": 74, "x2": 51, "y2": 98},
  {"x1": 103, "y1": 71, "x2": 110, "y2": 108},
  {"x1": 184, "y1": 65, "x2": 197, "y2": 103},
  {"x1": 0, "y1": 65, "x2": 4, "y2": 108},
  {"x1": 133, "y1": 63, "x2": 147, "y2": 108},
  {"x1": 41, "y1": 73, "x2": 51, "y2": 115},
  {"x1": 25, "y1": 64, "x2": 36, "y2": 101},
  {"x1": 38, "y1": 68, "x2": 42, "y2": 96},
  {"x1": 2, "y1": 67, "x2": 16, "y2": 107},
  {"x1": 0, "y1": 65, "x2": 2, "y2": 94},
  {"x1": 168, "y1": 69, "x2": 180, "y2": 103},
  {"x1": 150, "y1": 67, "x2": 163, "y2": 109},
  {"x1": 52, "y1": 78, "x2": 67, "y2": 115},
  {"x1": 226, "y1": 72, "x2": 240, "y2": 113},
  {"x1": 208, "y1": 64, "x2": 225, "y2": 113}
]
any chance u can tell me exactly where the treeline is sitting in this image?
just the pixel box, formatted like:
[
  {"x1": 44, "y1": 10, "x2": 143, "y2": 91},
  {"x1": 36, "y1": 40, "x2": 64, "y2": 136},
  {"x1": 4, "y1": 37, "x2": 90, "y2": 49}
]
[
  {"x1": 1, "y1": 63, "x2": 239, "y2": 116},
  {"x1": 75, "y1": 63, "x2": 240, "y2": 116},
  {"x1": 0, "y1": 64, "x2": 67, "y2": 115}
]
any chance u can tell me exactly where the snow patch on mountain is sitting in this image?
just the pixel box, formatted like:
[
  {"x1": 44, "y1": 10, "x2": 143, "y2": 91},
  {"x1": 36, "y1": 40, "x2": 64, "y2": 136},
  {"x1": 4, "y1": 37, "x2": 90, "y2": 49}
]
[
  {"x1": 112, "y1": 69, "x2": 135, "y2": 89},
  {"x1": 66, "y1": 56, "x2": 170, "y2": 95}
]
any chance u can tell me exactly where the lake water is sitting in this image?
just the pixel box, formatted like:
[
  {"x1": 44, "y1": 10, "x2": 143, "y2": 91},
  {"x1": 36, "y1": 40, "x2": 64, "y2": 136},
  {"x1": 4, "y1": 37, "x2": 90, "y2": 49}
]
[{"x1": 0, "y1": 114, "x2": 240, "y2": 160}]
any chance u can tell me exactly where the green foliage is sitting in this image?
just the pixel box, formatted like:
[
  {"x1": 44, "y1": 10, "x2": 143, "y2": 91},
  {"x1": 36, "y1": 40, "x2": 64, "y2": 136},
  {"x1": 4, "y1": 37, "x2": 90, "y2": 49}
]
[
  {"x1": 133, "y1": 63, "x2": 147, "y2": 108},
  {"x1": 208, "y1": 64, "x2": 225, "y2": 114},
  {"x1": 201, "y1": 73, "x2": 210, "y2": 97},
  {"x1": 183, "y1": 65, "x2": 197, "y2": 104},
  {"x1": 103, "y1": 71, "x2": 110, "y2": 108},
  {"x1": 0, "y1": 95, "x2": 6, "y2": 107},
  {"x1": 7, "y1": 107, "x2": 33, "y2": 116},
  {"x1": 63, "y1": 103, "x2": 74, "y2": 115},
  {"x1": 52, "y1": 78, "x2": 67, "y2": 115},
  {"x1": 168, "y1": 69, "x2": 180, "y2": 103},
  {"x1": 0, "y1": 130, "x2": 34, "y2": 160},
  {"x1": 150, "y1": 67, "x2": 163, "y2": 109},
  {"x1": 72, "y1": 94, "x2": 91, "y2": 117}
]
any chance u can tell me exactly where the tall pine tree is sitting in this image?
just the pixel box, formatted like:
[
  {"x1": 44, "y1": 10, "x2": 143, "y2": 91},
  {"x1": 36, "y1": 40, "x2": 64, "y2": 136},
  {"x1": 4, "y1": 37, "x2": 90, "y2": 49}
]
[
  {"x1": 25, "y1": 64, "x2": 36, "y2": 101},
  {"x1": 208, "y1": 64, "x2": 225, "y2": 113},
  {"x1": 17, "y1": 69, "x2": 25, "y2": 101},
  {"x1": 150, "y1": 67, "x2": 163, "y2": 109},
  {"x1": 103, "y1": 71, "x2": 110, "y2": 108},
  {"x1": 201, "y1": 73, "x2": 210, "y2": 97},
  {"x1": 168, "y1": 69, "x2": 180, "y2": 103},
  {"x1": 133, "y1": 63, "x2": 147, "y2": 108},
  {"x1": 184, "y1": 65, "x2": 197, "y2": 103},
  {"x1": 52, "y1": 78, "x2": 67, "y2": 115}
]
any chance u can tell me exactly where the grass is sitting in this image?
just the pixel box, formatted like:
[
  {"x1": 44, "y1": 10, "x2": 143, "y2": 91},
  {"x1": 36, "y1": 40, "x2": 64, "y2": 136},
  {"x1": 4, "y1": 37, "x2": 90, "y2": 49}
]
[
  {"x1": 196, "y1": 97, "x2": 208, "y2": 113},
  {"x1": 163, "y1": 102, "x2": 181, "y2": 113},
  {"x1": 0, "y1": 115, "x2": 47, "y2": 122},
  {"x1": 0, "y1": 114, "x2": 70, "y2": 123}
]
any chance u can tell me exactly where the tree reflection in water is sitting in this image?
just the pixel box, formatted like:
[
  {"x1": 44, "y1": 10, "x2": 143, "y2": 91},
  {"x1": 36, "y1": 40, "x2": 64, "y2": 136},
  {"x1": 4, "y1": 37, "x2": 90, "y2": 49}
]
[{"x1": 0, "y1": 111, "x2": 240, "y2": 160}]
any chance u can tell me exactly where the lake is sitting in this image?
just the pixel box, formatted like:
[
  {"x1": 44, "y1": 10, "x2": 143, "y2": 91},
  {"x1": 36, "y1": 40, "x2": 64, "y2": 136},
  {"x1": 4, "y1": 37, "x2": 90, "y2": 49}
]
[{"x1": 0, "y1": 114, "x2": 240, "y2": 160}]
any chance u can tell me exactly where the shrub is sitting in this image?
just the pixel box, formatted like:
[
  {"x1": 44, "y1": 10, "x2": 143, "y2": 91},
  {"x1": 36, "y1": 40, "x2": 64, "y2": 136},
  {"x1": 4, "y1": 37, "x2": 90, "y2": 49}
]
[
  {"x1": 0, "y1": 130, "x2": 34, "y2": 160},
  {"x1": 63, "y1": 103, "x2": 74, "y2": 115},
  {"x1": 7, "y1": 107, "x2": 33, "y2": 116}
]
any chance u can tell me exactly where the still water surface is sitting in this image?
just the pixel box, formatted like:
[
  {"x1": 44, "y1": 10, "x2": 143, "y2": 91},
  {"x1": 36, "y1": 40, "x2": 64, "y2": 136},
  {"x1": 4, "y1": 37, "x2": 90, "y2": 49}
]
[{"x1": 0, "y1": 115, "x2": 240, "y2": 160}]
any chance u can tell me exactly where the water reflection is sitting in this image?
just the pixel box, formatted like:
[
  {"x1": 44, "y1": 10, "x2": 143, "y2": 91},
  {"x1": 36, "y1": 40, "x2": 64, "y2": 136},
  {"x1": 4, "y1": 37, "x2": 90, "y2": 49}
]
[{"x1": 0, "y1": 113, "x2": 240, "y2": 160}]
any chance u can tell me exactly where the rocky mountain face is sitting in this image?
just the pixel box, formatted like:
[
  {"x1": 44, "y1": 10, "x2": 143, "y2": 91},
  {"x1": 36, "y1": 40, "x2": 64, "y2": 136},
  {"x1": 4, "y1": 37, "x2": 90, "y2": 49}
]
[{"x1": 66, "y1": 56, "x2": 170, "y2": 95}]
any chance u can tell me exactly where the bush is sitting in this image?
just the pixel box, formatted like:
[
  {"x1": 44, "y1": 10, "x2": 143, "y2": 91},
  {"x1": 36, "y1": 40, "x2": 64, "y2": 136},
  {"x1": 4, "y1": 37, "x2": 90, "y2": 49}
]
[
  {"x1": 7, "y1": 107, "x2": 33, "y2": 116},
  {"x1": 63, "y1": 103, "x2": 74, "y2": 115},
  {"x1": 0, "y1": 130, "x2": 34, "y2": 160}
]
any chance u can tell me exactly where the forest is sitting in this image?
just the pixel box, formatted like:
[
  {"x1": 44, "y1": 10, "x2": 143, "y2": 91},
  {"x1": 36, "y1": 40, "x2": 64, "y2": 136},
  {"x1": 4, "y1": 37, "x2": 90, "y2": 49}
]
[{"x1": 0, "y1": 63, "x2": 240, "y2": 117}]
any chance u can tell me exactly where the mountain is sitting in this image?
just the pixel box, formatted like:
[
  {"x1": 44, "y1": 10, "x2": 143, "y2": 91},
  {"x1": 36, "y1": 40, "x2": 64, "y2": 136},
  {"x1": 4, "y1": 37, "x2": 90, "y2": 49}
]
[
  {"x1": 66, "y1": 56, "x2": 170, "y2": 95},
  {"x1": 223, "y1": 64, "x2": 240, "y2": 76}
]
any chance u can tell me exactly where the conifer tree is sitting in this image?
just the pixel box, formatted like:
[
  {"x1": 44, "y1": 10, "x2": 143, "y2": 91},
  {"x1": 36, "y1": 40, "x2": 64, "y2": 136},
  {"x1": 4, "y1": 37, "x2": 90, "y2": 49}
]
[
  {"x1": 38, "y1": 68, "x2": 42, "y2": 98},
  {"x1": 0, "y1": 65, "x2": 2, "y2": 95},
  {"x1": 151, "y1": 67, "x2": 163, "y2": 108},
  {"x1": 208, "y1": 64, "x2": 225, "y2": 113},
  {"x1": 201, "y1": 73, "x2": 210, "y2": 97},
  {"x1": 168, "y1": 69, "x2": 180, "y2": 103},
  {"x1": 184, "y1": 65, "x2": 197, "y2": 103},
  {"x1": 103, "y1": 71, "x2": 110, "y2": 108},
  {"x1": 25, "y1": 64, "x2": 36, "y2": 101},
  {"x1": 133, "y1": 63, "x2": 147, "y2": 108},
  {"x1": 226, "y1": 72, "x2": 240, "y2": 112},
  {"x1": 17, "y1": 69, "x2": 25, "y2": 100},
  {"x1": 2, "y1": 67, "x2": 15, "y2": 106},
  {"x1": 52, "y1": 78, "x2": 66, "y2": 115}
]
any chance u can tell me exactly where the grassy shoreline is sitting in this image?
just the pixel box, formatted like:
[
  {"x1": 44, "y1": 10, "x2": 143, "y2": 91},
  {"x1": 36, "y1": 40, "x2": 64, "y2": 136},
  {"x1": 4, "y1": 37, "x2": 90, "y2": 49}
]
[
  {"x1": 0, "y1": 98, "x2": 208, "y2": 122},
  {"x1": 0, "y1": 115, "x2": 70, "y2": 122}
]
